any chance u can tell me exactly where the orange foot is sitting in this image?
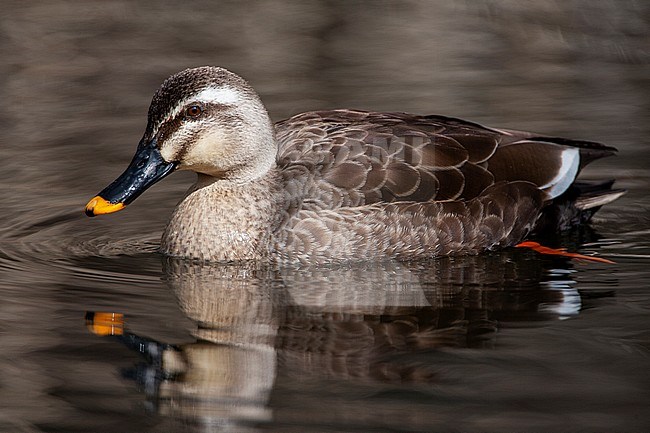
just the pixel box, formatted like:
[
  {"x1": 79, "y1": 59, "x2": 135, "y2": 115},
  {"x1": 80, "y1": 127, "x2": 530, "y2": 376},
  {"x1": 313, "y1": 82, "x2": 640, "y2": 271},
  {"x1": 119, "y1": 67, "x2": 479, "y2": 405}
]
[{"x1": 516, "y1": 241, "x2": 615, "y2": 264}]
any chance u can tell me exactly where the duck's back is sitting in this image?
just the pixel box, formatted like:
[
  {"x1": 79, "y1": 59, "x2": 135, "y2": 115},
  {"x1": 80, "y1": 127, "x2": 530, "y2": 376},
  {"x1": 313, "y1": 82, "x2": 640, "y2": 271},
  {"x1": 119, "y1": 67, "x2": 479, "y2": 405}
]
[{"x1": 271, "y1": 110, "x2": 618, "y2": 263}]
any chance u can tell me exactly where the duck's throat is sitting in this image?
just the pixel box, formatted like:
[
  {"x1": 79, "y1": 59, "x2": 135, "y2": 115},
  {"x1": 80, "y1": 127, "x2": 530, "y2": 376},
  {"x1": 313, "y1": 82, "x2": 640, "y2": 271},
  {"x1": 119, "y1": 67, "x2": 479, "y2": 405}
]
[{"x1": 161, "y1": 173, "x2": 281, "y2": 262}]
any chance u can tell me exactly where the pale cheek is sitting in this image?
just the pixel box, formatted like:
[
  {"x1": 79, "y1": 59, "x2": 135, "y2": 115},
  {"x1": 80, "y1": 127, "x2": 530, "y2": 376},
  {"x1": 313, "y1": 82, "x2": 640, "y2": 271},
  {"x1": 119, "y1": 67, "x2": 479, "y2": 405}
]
[
  {"x1": 158, "y1": 127, "x2": 194, "y2": 162},
  {"x1": 159, "y1": 141, "x2": 179, "y2": 162},
  {"x1": 184, "y1": 130, "x2": 231, "y2": 167}
]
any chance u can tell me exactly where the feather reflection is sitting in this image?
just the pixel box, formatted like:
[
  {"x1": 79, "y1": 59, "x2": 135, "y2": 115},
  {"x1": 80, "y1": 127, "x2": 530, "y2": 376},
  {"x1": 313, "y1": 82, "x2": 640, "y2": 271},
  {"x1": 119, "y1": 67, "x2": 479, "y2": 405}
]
[{"x1": 87, "y1": 253, "x2": 585, "y2": 430}]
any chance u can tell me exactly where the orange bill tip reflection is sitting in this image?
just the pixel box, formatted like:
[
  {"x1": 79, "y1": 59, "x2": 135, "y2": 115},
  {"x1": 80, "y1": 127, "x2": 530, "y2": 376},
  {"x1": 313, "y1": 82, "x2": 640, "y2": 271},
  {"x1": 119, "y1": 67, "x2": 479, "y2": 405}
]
[
  {"x1": 85, "y1": 311, "x2": 125, "y2": 336},
  {"x1": 85, "y1": 196, "x2": 125, "y2": 217}
]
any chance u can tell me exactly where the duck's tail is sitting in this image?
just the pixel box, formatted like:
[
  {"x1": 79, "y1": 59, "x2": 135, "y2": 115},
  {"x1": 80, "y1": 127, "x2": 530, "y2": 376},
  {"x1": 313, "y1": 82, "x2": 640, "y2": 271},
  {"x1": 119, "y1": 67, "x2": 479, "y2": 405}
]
[{"x1": 533, "y1": 179, "x2": 626, "y2": 234}]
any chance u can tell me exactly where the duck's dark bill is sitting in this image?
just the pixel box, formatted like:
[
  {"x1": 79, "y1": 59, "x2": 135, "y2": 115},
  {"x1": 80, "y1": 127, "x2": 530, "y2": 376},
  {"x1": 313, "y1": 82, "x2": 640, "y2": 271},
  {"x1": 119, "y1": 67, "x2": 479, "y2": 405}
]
[{"x1": 84, "y1": 139, "x2": 177, "y2": 217}]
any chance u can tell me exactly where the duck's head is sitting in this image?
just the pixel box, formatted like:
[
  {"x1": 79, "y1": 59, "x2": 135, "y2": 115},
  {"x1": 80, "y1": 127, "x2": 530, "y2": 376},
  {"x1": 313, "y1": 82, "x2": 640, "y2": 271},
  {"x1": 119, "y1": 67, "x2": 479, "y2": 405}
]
[{"x1": 85, "y1": 66, "x2": 275, "y2": 216}]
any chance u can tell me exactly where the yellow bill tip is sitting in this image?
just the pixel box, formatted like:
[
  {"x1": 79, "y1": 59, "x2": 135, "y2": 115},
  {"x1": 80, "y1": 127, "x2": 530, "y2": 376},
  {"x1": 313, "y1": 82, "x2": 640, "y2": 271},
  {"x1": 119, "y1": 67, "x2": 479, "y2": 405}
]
[{"x1": 85, "y1": 196, "x2": 125, "y2": 217}]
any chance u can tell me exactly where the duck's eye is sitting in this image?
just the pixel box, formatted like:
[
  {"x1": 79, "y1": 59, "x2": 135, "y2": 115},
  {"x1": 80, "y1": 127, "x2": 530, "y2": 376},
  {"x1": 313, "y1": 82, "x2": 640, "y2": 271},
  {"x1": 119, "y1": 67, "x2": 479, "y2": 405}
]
[{"x1": 185, "y1": 105, "x2": 202, "y2": 118}]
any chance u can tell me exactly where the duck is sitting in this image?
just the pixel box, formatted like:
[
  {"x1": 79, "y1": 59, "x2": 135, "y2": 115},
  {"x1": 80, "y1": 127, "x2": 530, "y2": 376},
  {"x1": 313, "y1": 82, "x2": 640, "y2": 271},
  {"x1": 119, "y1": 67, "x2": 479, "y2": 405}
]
[{"x1": 85, "y1": 66, "x2": 624, "y2": 264}]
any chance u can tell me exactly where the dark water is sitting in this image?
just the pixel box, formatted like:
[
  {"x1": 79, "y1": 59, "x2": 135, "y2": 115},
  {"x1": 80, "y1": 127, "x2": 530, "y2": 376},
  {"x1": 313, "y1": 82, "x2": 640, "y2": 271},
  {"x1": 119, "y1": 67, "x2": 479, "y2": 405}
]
[{"x1": 1, "y1": 1, "x2": 649, "y2": 432}]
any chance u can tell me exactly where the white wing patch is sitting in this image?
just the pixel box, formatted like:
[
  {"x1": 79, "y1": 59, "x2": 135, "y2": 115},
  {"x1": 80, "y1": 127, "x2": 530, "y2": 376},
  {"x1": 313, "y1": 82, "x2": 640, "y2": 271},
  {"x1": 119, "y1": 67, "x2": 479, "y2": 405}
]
[{"x1": 542, "y1": 147, "x2": 580, "y2": 199}]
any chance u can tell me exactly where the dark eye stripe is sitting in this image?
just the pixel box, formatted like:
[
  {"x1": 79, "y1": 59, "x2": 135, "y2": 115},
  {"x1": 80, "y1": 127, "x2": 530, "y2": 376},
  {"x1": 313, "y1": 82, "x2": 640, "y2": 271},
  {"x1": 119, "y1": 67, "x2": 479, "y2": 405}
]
[
  {"x1": 157, "y1": 114, "x2": 184, "y2": 143},
  {"x1": 155, "y1": 101, "x2": 243, "y2": 148}
]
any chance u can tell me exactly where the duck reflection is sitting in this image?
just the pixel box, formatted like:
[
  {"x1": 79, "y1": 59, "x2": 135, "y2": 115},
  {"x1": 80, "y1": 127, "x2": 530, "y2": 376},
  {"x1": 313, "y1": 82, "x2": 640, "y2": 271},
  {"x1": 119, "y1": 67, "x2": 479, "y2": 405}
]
[{"x1": 87, "y1": 252, "x2": 585, "y2": 430}]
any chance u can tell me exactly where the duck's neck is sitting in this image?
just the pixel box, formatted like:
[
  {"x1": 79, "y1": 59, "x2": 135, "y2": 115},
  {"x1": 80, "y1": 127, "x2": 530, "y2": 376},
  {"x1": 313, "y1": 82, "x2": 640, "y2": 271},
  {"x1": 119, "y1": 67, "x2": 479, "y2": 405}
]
[{"x1": 161, "y1": 170, "x2": 283, "y2": 262}]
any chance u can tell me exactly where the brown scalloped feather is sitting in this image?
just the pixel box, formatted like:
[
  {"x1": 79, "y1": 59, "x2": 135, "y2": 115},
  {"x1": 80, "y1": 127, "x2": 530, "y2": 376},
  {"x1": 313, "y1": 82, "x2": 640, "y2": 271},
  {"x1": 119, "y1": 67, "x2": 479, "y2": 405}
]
[
  {"x1": 265, "y1": 109, "x2": 621, "y2": 262},
  {"x1": 276, "y1": 110, "x2": 616, "y2": 207},
  {"x1": 273, "y1": 181, "x2": 546, "y2": 263}
]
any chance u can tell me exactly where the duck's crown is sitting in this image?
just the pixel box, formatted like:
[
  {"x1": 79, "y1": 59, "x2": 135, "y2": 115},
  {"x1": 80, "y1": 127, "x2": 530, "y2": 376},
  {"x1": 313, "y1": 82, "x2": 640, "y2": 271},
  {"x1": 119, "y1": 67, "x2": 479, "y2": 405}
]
[{"x1": 146, "y1": 66, "x2": 258, "y2": 133}]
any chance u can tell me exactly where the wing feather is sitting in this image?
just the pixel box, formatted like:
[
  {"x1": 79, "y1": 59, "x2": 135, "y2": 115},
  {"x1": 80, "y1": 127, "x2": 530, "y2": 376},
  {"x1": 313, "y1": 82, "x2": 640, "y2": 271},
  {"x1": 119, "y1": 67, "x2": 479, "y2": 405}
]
[{"x1": 275, "y1": 110, "x2": 615, "y2": 215}]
